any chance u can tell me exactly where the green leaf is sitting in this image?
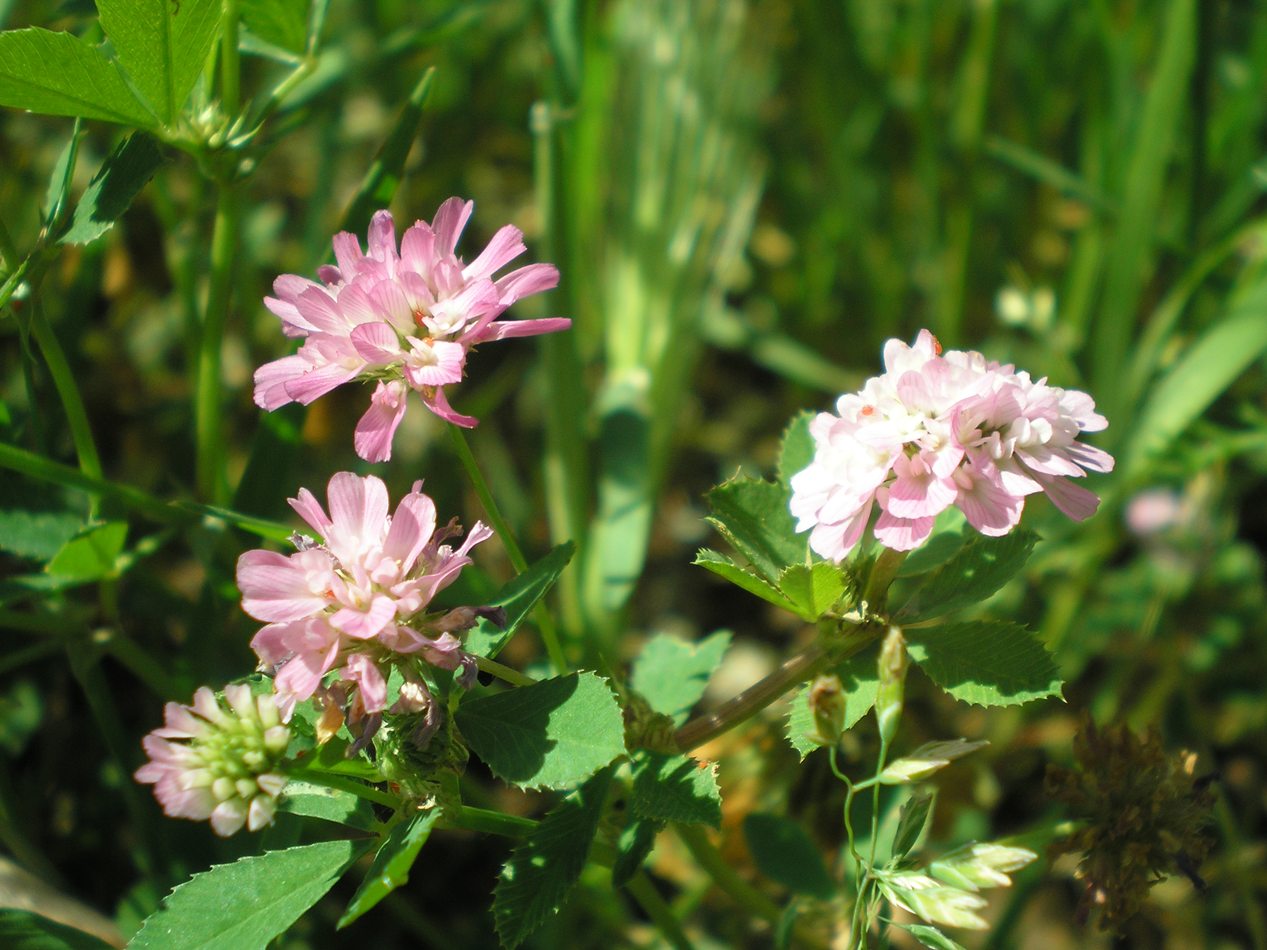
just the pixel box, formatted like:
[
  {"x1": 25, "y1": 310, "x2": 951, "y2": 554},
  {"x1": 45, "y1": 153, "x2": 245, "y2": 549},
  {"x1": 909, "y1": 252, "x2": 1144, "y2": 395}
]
[
  {"x1": 906, "y1": 622, "x2": 1061, "y2": 707},
  {"x1": 241, "y1": 0, "x2": 309, "y2": 53},
  {"x1": 630, "y1": 630, "x2": 730, "y2": 724},
  {"x1": 0, "y1": 910, "x2": 114, "y2": 949},
  {"x1": 777, "y1": 410, "x2": 816, "y2": 485},
  {"x1": 705, "y1": 477, "x2": 808, "y2": 584},
  {"x1": 42, "y1": 128, "x2": 81, "y2": 232},
  {"x1": 493, "y1": 768, "x2": 612, "y2": 949},
  {"x1": 0, "y1": 507, "x2": 82, "y2": 561},
  {"x1": 465, "y1": 542, "x2": 575, "y2": 659},
  {"x1": 611, "y1": 817, "x2": 661, "y2": 888},
  {"x1": 276, "y1": 779, "x2": 376, "y2": 831},
  {"x1": 896, "y1": 518, "x2": 968, "y2": 578},
  {"x1": 455, "y1": 672, "x2": 625, "y2": 790},
  {"x1": 694, "y1": 548, "x2": 800, "y2": 613},
  {"x1": 631, "y1": 753, "x2": 721, "y2": 826},
  {"x1": 60, "y1": 132, "x2": 165, "y2": 245},
  {"x1": 778, "y1": 561, "x2": 847, "y2": 621},
  {"x1": 742, "y1": 813, "x2": 835, "y2": 900},
  {"x1": 0, "y1": 28, "x2": 156, "y2": 125},
  {"x1": 785, "y1": 648, "x2": 879, "y2": 758},
  {"x1": 895, "y1": 530, "x2": 1038, "y2": 623},
  {"x1": 892, "y1": 790, "x2": 935, "y2": 860},
  {"x1": 44, "y1": 521, "x2": 127, "y2": 581},
  {"x1": 130, "y1": 840, "x2": 369, "y2": 949},
  {"x1": 1122, "y1": 278, "x2": 1267, "y2": 479},
  {"x1": 338, "y1": 808, "x2": 440, "y2": 927},
  {"x1": 893, "y1": 922, "x2": 968, "y2": 950},
  {"x1": 95, "y1": 0, "x2": 223, "y2": 125}
]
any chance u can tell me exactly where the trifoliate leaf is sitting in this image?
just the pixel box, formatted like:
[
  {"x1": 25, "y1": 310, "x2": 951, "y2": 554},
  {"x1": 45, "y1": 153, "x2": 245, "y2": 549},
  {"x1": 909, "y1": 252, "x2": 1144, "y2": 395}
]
[
  {"x1": 906, "y1": 622, "x2": 1062, "y2": 708},
  {"x1": 895, "y1": 530, "x2": 1038, "y2": 623},
  {"x1": 631, "y1": 630, "x2": 731, "y2": 724},
  {"x1": 785, "y1": 647, "x2": 880, "y2": 757},
  {"x1": 456, "y1": 672, "x2": 625, "y2": 790},
  {"x1": 276, "y1": 780, "x2": 376, "y2": 831},
  {"x1": 44, "y1": 522, "x2": 127, "y2": 582},
  {"x1": 705, "y1": 476, "x2": 807, "y2": 584},
  {"x1": 0, "y1": 507, "x2": 82, "y2": 562},
  {"x1": 130, "y1": 840, "x2": 369, "y2": 949},
  {"x1": 465, "y1": 542, "x2": 575, "y2": 659},
  {"x1": 338, "y1": 809, "x2": 440, "y2": 927},
  {"x1": 742, "y1": 813, "x2": 835, "y2": 900},
  {"x1": 493, "y1": 768, "x2": 612, "y2": 949},
  {"x1": 61, "y1": 132, "x2": 166, "y2": 246},
  {"x1": 631, "y1": 753, "x2": 721, "y2": 827},
  {"x1": 778, "y1": 561, "x2": 848, "y2": 620}
]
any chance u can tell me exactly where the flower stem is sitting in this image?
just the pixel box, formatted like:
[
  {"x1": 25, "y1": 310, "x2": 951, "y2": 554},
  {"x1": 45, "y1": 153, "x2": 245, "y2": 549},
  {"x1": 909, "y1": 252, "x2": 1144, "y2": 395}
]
[
  {"x1": 288, "y1": 768, "x2": 399, "y2": 809},
  {"x1": 625, "y1": 872, "x2": 693, "y2": 950},
  {"x1": 475, "y1": 655, "x2": 538, "y2": 687},
  {"x1": 194, "y1": 184, "x2": 240, "y2": 503},
  {"x1": 447, "y1": 804, "x2": 537, "y2": 838},
  {"x1": 26, "y1": 302, "x2": 104, "y2": 518},
  {"x1": 673, "y1": 621, "x2": 882, "y2": 753},
  {"x1": 447, "y1": 424, "x2": 569, "y2": 675}
]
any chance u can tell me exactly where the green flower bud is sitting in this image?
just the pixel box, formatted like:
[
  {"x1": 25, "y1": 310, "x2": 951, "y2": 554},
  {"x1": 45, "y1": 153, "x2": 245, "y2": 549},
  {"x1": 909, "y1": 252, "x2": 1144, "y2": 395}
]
[
  {"x1": 875, "y1": 626, "x2": 907, "y2": 745},
  {"x1": 806, "y1": 674, "x2": 846, "y2": 747}
]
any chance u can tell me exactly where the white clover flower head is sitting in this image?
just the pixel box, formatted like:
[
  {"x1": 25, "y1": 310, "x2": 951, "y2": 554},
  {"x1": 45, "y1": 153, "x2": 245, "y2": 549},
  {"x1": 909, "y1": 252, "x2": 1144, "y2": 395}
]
[
  {"x1": 790, "y1": 330, "x2": 1114, "y2": 562},
  {"x1": 134, "y1": 684, "x2": 291, "y2": 837}
]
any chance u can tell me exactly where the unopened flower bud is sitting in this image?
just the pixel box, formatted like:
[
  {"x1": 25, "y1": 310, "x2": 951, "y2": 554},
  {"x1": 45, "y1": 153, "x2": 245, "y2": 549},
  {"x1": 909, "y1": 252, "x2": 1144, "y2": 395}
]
[
  {"x1": 875, "y1": 626, "x2": 907, "y2": 745},
  {"x1": 135, "y1": 683, "x2": 293, "y2": 837},
  {"x1": 806, "y1": 674, "x2": 846, "y2": 747}
]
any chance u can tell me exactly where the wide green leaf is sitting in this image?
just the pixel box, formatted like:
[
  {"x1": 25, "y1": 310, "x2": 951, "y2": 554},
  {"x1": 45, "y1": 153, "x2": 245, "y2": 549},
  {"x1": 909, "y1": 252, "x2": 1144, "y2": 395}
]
[
  {"x1": 630, "y1": 629, "x2": 730, "y2": 724},
  {"x1": 0, "y1": 28, "x2": 156, "y2": 125},
  {"x1": 631, "y1": 753, "x2": 721, "y2": 826},
  {"x1": 785, "y1": 647, "x2": 880, "y2": 758},
  {"x1": 778, "y1": 561, "x2": 848, "y2": 621},
  {"x1": 60, "y1": 132, "x2": 165, "y2": 245},
  {"x1": 276, "y1": 779, "x2": 376, "y2": 831},
  {"x1": 895, "y1": 530, "x2": 1038, "y2": 623},
  {"x1": 130, "y1": 840, "x2": 369, "y2": 949},
  {"x1": 465, "y1": 542, "x2": 575, "y2": 659},
  {"x1": 455, "y1": 672, "x2": 625, "y2": 790},
  {"x1": 705, "y1": 476, "x2": 807, "y2": 584},
  {"x1": 338, "y1": 809, "x2": 440, "y2": 927},
  {"x1": 44, "y1": 521, "x2": 127, "y2": 581},
  {"x1": 906, "y1": 622, "x2": 1061, "y2": 707},
  {"x1": 776, "y1": 410, "x2": 816, "y2": 486},
  {"x1": 694, "y1": 548, "x2": 799, "y2": 614},
  {"x1": 95, "y1": 0, "x2": 223, "y2": 124},
  {"x1": 0, "y1": 910, "x2": 113, "y2": 949},
  {"x1": 493, "y1": 768, "x2": 612, "y2": 949},
  {"x1": 0, "y1": 507, "x2": 82, "y2": 561},
  {"x1": 742, "y1": 813, "x2": 835, "y2": 900},
  {"x1": 241, "y1": 0, "x2": 309, "y2": 54}
]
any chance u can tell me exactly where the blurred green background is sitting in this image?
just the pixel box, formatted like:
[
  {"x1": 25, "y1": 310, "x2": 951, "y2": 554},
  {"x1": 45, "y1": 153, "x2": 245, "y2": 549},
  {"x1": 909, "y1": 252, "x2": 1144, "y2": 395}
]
[{"x1": 1, "y1": 0, "x2": 1265, "y2": 946}]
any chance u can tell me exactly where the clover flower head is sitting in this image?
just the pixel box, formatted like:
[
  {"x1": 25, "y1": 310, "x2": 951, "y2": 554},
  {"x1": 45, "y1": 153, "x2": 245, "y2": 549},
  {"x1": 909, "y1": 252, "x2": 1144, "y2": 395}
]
[
  {"x1": 134, "y1": 684, "x2": 291, "y2": 836},
  {"x1": 254, "y1": 198, "x2": 569, "y2": 461},
  {"x1": 237, "y1": 472, "x2": 491, "y2": 724},
  {"x1": 789, "y1": 329, "x2": 1114, "y2": 561}
]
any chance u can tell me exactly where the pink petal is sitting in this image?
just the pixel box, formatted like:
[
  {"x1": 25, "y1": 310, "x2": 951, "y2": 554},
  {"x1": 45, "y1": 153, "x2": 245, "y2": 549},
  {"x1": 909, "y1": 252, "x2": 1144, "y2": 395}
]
[
  {"x1": 350, "y1": 322, "x2": 403, "y2": 365},
  {"x1": 420, "y1": 386, "x2": 478, "y2": 428},
  {"x1": 431, "y1": 197, "x2": 474, "y2": 258},
  {"x1": 332, "y1": 231, "x2": 364, "y2": 278},
  {"x1": 399, "y1": 223, "x2": 437, "y2": 276},
  {"x1": 253, "y1": 355, "x2": 309, "y2": 410},
  {"x1": 330, "y1": 594, "x2": 397, "y2": 639},
  {"x1": 283, "y1": 362, "x2": 361, "y2": 405},
  {"x1": 342, "y1": 653, "x2": 388, "y2": 714},
  {"x1": 325, "y1": 472, "x2": 391, "y2": 551},
  {"x1": 493, "y1": 262, "x2": 559, "y2": 306},
  {"x1": 404, "y1": 339, "x2": 465, "y2": 387},
  {"x1": 288, "y1": 487, "x2": 332, "y2": 537},
  {"x1": 462, "y1": 224, "x2": 525, "y2": 280},
  {"x1": 808, "y1": 499, "x2": 873, "y2": 563},
  {"x1": 369, "y1": 279, "x2": 418, "y2": 334},
  {"x1": 873, "y1": 509, "x2": 935, "y2": 551},
  {"x1": 353, "y1": 381, "x2": 410, "y2": 462},
  {"x1": 236, "y1": 549, "x2": 330, "y2": 623},
  {"x1": 1035, "y1": 473, "x2": 1101, "y2": 521},
  {"x1": 382, "y1": 491, "x2": 438, "y2": 575},
  {"x1": 465, "y1": 317, "x2": 572, "y2": 344},
  {"x1": 367, "y1": 210, "x2": 398, "y2": 263}
]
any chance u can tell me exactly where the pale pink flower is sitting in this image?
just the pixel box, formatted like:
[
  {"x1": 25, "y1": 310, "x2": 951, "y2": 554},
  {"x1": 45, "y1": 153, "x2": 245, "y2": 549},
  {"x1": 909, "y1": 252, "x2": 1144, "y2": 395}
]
[
  {"x1": 790, "y1": 330, "x2": 1113, "y2": 562},
  {"x1": 237, "y1": 472, "x2": 491, "y2": 722},
  {"x1": 134, "y1": 684, "x2": 290, "y2": 836},
  {"x1": 254, "y1": 199, "x2": 570, "y2": 461}
]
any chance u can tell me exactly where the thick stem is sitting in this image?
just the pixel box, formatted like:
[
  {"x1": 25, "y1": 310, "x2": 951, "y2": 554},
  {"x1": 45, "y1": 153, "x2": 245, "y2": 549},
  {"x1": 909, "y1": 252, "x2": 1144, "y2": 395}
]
[
  {"x1": 673, "y1": 621, "x2": 882, "y2": 753},
  {"x1": 625, "y1": 872, "x2": 693, "y2": 950},
  {"x1": 448, "y1": 424, "x2": 569, "y2": 675},
  {"x1": 194, "y1": 185, "x2": 240, "y2": 502}
]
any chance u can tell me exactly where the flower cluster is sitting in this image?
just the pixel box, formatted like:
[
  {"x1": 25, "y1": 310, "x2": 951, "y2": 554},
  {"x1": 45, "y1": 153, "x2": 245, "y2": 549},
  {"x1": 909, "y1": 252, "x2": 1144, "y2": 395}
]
[
  {"x1": 236, "y1": 472, "x2": 491, "y2": 724},
  {"x1": 134, "y1": 685, "x2": 290, "y2": 836},
  {"x1": 789, "y1": 329, "x2": 1114, "y2": 561},
  {"x1": 254, "y1": 199, "x2": 569, "y2": 461}
]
